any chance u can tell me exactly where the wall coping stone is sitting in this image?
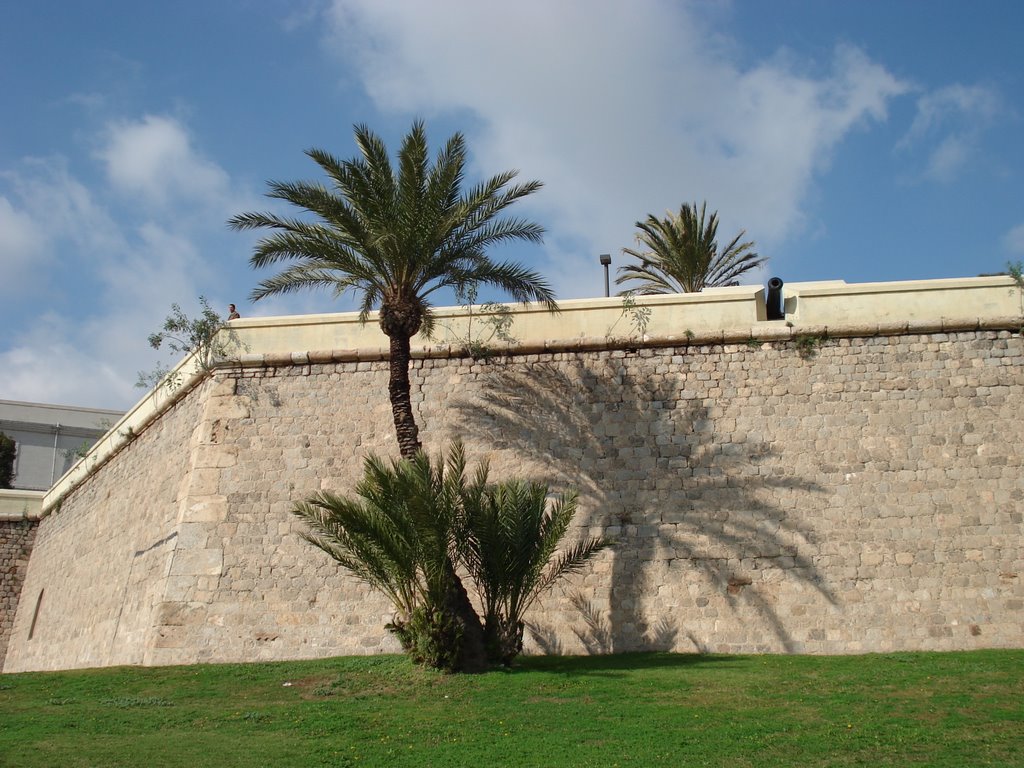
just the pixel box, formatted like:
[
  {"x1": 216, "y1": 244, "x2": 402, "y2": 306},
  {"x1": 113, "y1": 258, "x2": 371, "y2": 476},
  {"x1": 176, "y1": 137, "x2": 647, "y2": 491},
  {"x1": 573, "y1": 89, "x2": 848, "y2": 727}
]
[
  {"x1": 41, "y1": 275, "x2": 1022, "y2": 517},
  {"x1": 0, "y1": 490, "x2": 45, "y2": 521}
]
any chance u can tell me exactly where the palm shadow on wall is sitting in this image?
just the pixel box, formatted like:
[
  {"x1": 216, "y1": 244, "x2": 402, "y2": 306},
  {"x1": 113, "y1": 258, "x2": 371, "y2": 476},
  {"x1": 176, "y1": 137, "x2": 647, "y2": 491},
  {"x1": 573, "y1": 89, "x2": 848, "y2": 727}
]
[{"x1": 452, "y1": 355, "x2": 837, "y2": 654}]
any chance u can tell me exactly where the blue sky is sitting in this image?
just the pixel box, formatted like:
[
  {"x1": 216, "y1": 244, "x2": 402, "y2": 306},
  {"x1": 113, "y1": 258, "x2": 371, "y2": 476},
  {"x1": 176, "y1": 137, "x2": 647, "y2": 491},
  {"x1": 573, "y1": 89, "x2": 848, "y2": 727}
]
[{"x1": 2, "y1": 0, "x2": 1022, "y2": 410}]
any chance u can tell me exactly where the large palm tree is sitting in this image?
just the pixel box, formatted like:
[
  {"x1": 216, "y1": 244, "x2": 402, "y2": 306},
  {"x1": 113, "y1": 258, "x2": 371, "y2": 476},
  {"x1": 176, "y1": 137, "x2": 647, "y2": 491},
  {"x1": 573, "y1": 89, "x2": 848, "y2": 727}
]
[
  {"x1": 615, "y1": 202, "x2": 766, "y2": 294},
  {"x1": 229, "y1": 121, "x2": 557, "y2": 458}
]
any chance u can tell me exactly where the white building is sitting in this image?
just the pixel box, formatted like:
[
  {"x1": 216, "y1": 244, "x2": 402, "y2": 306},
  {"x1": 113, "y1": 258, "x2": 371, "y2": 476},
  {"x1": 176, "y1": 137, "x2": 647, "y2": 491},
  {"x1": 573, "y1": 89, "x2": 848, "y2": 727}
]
[{"x1": 0, "y1": 400, "x2": 124, "y2": 491}]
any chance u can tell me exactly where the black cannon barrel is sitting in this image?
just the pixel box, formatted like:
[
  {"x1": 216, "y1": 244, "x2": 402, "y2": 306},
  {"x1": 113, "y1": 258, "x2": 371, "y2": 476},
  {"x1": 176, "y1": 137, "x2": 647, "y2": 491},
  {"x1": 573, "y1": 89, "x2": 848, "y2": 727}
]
[{"x1": 766, "y1": 277, "x2": 785, "y2": 320}]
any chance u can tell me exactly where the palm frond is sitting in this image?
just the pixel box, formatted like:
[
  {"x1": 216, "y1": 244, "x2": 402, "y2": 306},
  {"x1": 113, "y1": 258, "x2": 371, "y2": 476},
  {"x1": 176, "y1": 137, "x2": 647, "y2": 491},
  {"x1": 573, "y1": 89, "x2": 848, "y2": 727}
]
[
  {"x1": 233, "y1": 121, "x2": 556, "y2": 459},
  {"x1": 232, "y1": 121, "x2": 554, "y2": 319},
  {"x1": 617, "y1": 201, "x2": 766, "y2": 294},
  {"x1": 451, "y1": 260, "x2": 557, "y2": 310},
  {"x1": 292, "y1": 446, "x2": 476, "y2": 621},
  {"x1": 529, "y1": 537, "x2": 611, "y2": 604},
  {"x1": 460, "y1": 479, "x2": 607, "y2": 638},
  {"x1": 292, "y1": 492, "x2": 421, "y2": 614}
]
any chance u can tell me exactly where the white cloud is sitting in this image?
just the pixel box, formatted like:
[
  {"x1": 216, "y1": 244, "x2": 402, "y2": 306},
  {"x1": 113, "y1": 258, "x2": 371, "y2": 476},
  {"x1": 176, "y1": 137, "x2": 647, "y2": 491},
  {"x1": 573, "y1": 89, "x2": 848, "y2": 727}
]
[
  {"x1": 0, "y1": 117, "x2": 247, "y2": 409},
  {"x1": 97, "y1": 114, "x2": 235, "y2": 213},
  {"x1": 280, "y1": 0, "x2": 322, "y2": 31},
  {"x1": 0, "y1": 158, "x2": 126, "y2": 302},
  {"x1": 0, "y1": 196, "x2": 48, "y2": 298},
  {"x1": 0, "y1": 314, "x2": 136, "y2": 409},
  {"x1": 924, "y1": 136, "x2": 970, "y2": 183},
  {"x1": 5, "y1": 158, "x2": 124, "y2": 250},
  {"x1": 323, "y1": 0, "x2": 908, "y2": 296},
  {"x1": 900, "y1": 83, "x2": 1001, "y2": 183},
  {"x1": 1003, "y1": 223, "x2": 1024, "y2": 255},
  {"x1": 0, "y1": 256, "x2": 215, "y2": 409},
  {"x1": 905, "y1": 84, "x2": 1000, "y2": 141}
]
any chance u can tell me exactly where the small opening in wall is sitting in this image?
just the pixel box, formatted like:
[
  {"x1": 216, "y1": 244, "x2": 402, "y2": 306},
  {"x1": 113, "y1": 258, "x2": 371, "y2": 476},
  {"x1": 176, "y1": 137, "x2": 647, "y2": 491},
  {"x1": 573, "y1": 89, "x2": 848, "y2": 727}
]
[{"x1": 28, "y1": 588, "x2": 44, "y2": 640}]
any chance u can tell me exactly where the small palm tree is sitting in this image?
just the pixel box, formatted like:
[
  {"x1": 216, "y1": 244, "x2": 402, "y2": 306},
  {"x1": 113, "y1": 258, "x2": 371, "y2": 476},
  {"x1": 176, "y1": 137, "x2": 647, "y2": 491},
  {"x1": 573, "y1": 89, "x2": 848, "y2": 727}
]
[
  {"x1": 293, "y1": 444, "x2": 609, "y2": 670},
  {"x1": 229, "y1": 121, "x2": 557, "y2": 458},
  {"x1": 616, "y1": 202, "x2": 766, "y2": 294},
  {"x1": 294, "y1": 446, "x2": 482, "y2": 671},
  {"x1": 460, "y1": 478, "x2": 609, "y2": 665}
]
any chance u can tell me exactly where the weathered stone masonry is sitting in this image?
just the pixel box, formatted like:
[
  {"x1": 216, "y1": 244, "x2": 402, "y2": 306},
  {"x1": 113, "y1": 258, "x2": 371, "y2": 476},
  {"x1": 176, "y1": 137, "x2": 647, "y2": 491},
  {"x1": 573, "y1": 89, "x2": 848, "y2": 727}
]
[
  {"x1": 4, "y1": 324, "x2": 1023, "y2": 671},
  {"x1": 0, "y1": 519, "x2": 37, "y2": 663},
  {"x1": 2, "y1": 268, "x2": 1024, "y2": 671}
]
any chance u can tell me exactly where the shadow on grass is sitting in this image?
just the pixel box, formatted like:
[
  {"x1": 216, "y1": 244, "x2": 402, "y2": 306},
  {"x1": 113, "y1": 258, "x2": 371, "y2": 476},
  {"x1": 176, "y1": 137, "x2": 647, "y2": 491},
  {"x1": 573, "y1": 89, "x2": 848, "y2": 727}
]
[
  {"x1": 454, "y1": 354, "x2": 837, "y2": 654},
  {"x1": 508, "y1": 650, "x2": 746, "y2": 677}
]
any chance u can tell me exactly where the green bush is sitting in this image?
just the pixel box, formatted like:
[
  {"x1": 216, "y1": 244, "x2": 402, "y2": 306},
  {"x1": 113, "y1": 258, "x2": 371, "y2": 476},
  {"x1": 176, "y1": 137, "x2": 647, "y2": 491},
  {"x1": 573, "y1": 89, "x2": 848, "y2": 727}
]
[
  {"x1": 293, "y1": 443, "x2": 610, "y2": 671},
  {"x1": 0, "y1": 432, "x2": 15, "y2": 489},
  {"x1": 461, "y1": 479, "x2": 604, "y2": 666}
]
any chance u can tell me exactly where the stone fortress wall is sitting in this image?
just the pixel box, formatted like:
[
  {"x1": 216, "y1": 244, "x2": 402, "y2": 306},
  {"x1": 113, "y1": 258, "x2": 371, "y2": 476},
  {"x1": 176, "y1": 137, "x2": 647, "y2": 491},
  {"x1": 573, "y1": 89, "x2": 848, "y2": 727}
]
[
  {"x1": 0, "y1": 490, "x2": 42, "y2": 663},
  {"x1": 3, "y1": 277, "x2": 1023, "y2": 672}
]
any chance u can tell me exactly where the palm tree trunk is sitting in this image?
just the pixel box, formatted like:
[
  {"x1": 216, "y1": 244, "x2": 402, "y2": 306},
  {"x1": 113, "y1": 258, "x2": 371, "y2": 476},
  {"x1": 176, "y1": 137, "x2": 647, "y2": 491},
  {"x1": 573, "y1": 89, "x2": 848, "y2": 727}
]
[
  {"x1": 448, "y1": 577, "x2": 489, "y2": 672},
  {"x1": 387, "y1": 331, "x2": 487, "y2": 670},
  {"x1": 388, "y1": 333, "x2": 422, "y2": 459}
]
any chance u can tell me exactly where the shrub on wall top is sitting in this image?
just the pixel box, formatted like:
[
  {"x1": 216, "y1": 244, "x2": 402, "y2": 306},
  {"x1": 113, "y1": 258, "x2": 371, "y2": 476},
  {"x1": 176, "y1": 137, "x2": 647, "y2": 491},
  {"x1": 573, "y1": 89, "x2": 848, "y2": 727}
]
[{"x1": 0, "y1": 431, "x2": 15, "y2": 489}]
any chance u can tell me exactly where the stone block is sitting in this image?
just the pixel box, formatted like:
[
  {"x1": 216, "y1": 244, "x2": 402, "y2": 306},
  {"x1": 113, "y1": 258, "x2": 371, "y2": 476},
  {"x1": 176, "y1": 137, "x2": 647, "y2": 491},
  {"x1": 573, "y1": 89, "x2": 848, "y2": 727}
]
[
  {"x1": 205, "y1": 397, "x2": 251, "y2": 421},
  {"x1": 191, "y1": 445, "x2": 239, "y2": 469},
  {"x1": 182, "y1": 496, "x2": 229, "y2": 524},
  {"x1": 184, "y1": 468, "x2": 223, "y2": 497},
  {"x1": 175, "y1": 523, "x2": 210, "y2": 548},
  {"x1": 168, "y1": 549, "x2": 224, "y2": 577},
  {"x1": 151, "y1": 625, "x2": 190, "y2": 649},
  {"x1": 155, "y1": 601, "x2": 207, "y2": 627}
]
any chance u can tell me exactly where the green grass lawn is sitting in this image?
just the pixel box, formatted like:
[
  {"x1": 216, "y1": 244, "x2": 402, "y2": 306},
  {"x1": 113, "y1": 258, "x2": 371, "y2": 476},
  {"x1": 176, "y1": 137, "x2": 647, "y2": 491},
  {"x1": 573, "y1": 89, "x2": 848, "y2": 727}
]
[{"x1": 1, "y1": 650, "x2": 1021, "y2": 767}]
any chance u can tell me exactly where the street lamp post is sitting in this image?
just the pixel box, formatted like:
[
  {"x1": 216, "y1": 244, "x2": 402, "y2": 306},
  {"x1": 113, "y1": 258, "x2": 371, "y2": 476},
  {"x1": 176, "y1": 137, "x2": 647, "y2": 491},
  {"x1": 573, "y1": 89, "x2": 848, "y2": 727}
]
[{"x1": 600, "y1": 254, "x2": 611, "y2": 297}]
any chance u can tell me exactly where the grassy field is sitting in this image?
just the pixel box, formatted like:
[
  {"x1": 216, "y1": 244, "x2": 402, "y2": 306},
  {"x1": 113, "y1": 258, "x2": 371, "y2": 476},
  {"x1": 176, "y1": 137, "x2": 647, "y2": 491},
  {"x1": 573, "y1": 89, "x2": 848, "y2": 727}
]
[{"x1": 1, "y1": 650, "x2": 1021, "y2": 767}]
